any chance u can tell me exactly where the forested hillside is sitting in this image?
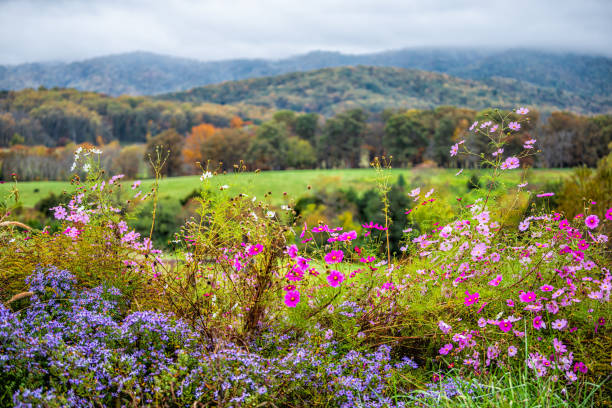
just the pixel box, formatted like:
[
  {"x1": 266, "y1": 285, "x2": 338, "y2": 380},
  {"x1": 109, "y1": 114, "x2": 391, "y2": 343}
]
[
  {"x1": 160, "y1": 66, "x2": 611, "y2": 115},
  {"x1": 1, "y1": 48, "x2": 610, "y2": 105}
]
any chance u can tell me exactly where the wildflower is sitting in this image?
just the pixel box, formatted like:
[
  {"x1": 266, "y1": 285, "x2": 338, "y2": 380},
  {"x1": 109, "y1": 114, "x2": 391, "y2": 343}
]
[
  {"x1": 52, "y1": 206, "x2": 67, "y2": 220},
  {"x1": 606, "y1": 207, "x2": 612, "y2": 220},
  {"x1": 566, "y1": 370, "x2": 577, "y2": 382},
  {"x1": 573, "y1": 362, "x2": 588, "y2": 374},
  {"x1": 508, "y1": 122, "x2": 521, "y2": 131},
  {"x1": 519, "y1": 291, "x2": 537, "y2": 303},
  {"x1": 439, "y1": 343, "x2": 453, "y2": 355},
  {"x1": 409, "y1": 187, "x2": 421, "y2": 198},
  {"x1": 470, "y1": 242, "x2": 487, "y2": 259},
  {"x1": 546, "y1": 301, "x2": 559, "y2": 315},
  {"x1": 585, "y1": 215, "x2": 599, "y2": 229},
  {"x1": 516, "y1": 107, "x2": 529, "y2": 115},
  {"x1": 508, "y1": 345, "x2": 518, "y2": 357},
  {"x1": 464, "y1": 291, "x2": 480, "y2": 306},
  {"x1": 500, "y1": 156, "x2": 520, "y2": 170},
  {"x1": 537, "y1": 192, "x2": 554, "y2": 197},
  {"x1": 540, "y1": 284, "x2": 554, "y2": 292},
  {"x1": 455, "y1": 169, "x2": 463, "y2": 176},
  {"x1": 523, "y1": 139, "x2": 536, "y2": 149},
  {"x1": 450, "y1": 144, "x2": 459, "y2": 157},
  {"x1": 532, "y1": 316, "x2": 546, "y2": 330},
  {"x1": 327, "y1": 270, "x2": 345, "y2": 287},
  {"x1": 553, "y1": 338, "x2": 567, "y2": 354},
  {"x1": 131, "y1": 180, "x2": 141, "y2": 189},
  {"x1": 489, "y1": 275, "x2": 502, "y2": 286},
  {"x1": 469, "y1": 121, "x2": 478, "y2": 131},
  {"x1": 284, "y1": 290, "x2": 300, "y2": 307},
  {"x1": 285, "y1": 244, "x2": 298, "y2": 258},
  {"x1": 324, "y1": 250, "x2": 344, "y2": 264},
  {"x1": 499, "y1": 320, "x2": 512, "y2": 332},
  {"x1": 438, "y1": 320, "x2": 452, "y2": 334},
  {"x1": 519, "y1": 220, "x2": 530, "y2": 231},
  {"x1": 200, "y1": 171, "x2": 213, "y2": 181},
  {"x1": 490, "y1": 124, "x2": 499, "y2": 132}
]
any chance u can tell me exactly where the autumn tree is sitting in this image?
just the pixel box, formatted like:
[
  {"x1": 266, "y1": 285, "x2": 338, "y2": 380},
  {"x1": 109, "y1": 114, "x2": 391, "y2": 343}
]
[
  {"x1": 182, "y1": 123, "x2": 216, "y2": 170},
  {"x1": 200, "y1": 128, "x2": 253, "y2": 171}
]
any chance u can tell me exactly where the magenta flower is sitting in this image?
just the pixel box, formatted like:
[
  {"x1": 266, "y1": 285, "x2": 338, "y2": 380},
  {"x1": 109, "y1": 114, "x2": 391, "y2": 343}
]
[
  {"x1": 559, "y1": 220, "x2": 570, "y2": 230},
  {"x1": 285, "y1": 244, "x2": 298, "y2": 258},
  {"x1": 606, "y1": 207, "x2": 612, "y2": 221},
  {"x1": 519, "y1": 291, "x2": 537, "y2": 303},
  {"x1": 52, "y1": 206, "x2": 67, "y2": 220},
  {"x1": 327, "y1": 270, "x2": 345, "y2": 287},
  {"x1": 585, "y1": 215, "x2": 599, "y2": 229},
  {"x1": 284, "y1": 290, "x2": 300, "y2": 307},
  {"x1": 553, "y1": 338, "x2": 567, "y2": 354},
  {"x1": 488, "y1": 275, "x2": 502, "y2": 286},
  {"x1": 508, "y1": 121, "x2": 521, "y2": 131},
  {"x1": 500, "y1": 156, "x2": 520, "y2": 170},
  {"x1": 439, "y1": 343, "x2": 453, "y2": 355},
  {"x1": 464, "y1": 291, "x2": 480, "y2": 306},
  {"x1": 499, "y1": 320, "x2": 512, "y2": 332},
  {"x1": 324, "y1": 250, "x2": 344, "y2": 264},
  {"x1": 540, "y1": 284, "x2": 554, "y2": 292},
  {"x1": 508, "y1": 345, "x2": 518, "y2": 357},
  {"x1": 532, "y1": 315, "x2": 546, "y2": 330}
]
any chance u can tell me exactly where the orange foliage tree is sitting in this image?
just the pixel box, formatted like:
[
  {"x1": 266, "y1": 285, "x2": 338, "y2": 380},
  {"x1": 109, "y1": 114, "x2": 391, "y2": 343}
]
[{"x1": 182, "y1": 123, "x2": 216, "y2": 169}]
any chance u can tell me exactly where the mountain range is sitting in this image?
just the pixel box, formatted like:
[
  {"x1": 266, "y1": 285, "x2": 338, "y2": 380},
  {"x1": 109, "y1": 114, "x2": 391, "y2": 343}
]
[{"x1": 1, "y1": 48, "x2": 611, "y2": 115}]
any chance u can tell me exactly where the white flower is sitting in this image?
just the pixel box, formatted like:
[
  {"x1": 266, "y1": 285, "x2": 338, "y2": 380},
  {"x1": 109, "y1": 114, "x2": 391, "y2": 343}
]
[
  {"x1": 266, "y1": 211, "x2": 276, "y2": 218},
  {"x1": 220, "y1": 185, "x2": 229, "y2": 190},
  {"x1": 83, "y1": 163, "x2": 91, "y2": 173},
  {"x1": 200, "y1": 171, "x2": 213, "y2": 181},
  {"x1": 281, "y1": 205, "x2": 291, "y2": 211},
  {"x1": 91, "y1": 148, "x2": 102, "y2": 155}
]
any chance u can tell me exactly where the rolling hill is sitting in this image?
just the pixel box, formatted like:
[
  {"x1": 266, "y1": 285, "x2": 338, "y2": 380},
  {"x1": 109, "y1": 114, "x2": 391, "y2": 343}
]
[
  {"x1": 1, "y1": 48, "x2": 610, "y2": 105},
  {"x1": 158, "y1": 65, "x2": 612, "y2": 115}
]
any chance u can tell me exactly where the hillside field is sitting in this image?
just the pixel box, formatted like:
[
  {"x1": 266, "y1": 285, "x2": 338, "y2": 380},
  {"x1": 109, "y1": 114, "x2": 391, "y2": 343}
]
[{"x1": 1, "y1": 168, "x2": 572, "y2": 208}]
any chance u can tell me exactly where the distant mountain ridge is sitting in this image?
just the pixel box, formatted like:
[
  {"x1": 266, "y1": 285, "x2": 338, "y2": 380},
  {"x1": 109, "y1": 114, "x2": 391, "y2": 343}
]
[
  {"x1": 1, "y1": 48, "x2": 611, "y2": 104},
  {"x1": 157, "y1": 65, "x2": 612, "y2": 115}
]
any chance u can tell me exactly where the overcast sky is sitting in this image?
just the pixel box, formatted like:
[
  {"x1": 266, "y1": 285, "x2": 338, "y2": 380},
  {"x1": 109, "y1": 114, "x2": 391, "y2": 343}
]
[{"x1": 1, "y1": 0, "x2": 611, "y2": 65}]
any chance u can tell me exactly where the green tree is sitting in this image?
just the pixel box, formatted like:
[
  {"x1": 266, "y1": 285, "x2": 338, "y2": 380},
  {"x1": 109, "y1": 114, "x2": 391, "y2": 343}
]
[
  {"x1": 294, "y1": 113, "x2": 319, "y2": 143},
  {"x1": 318, "y1": 109, "x2": 367, "y2": 168},
  {"x1": 383, "y1": 114, "x2": 428, "y2": 166},
  {"x1": 247, "y1": 121, "x2": 289, "y2": 170},
  {"x1": 286, "y1": 137, "x2": 317, "y2": 169}
]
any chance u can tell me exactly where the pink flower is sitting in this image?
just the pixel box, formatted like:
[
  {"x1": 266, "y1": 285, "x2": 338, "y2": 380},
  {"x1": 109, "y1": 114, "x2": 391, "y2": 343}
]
[
  {"x1": 532, "y1": 315, "x2": 546, "y2": 330},
  {"x1": 553, "y1": 338, "x2": 567, "y2": 354},
  {"x1": 490, "y1": 124, "x2": 499, "y2": 132},
  {"x1": 327, "y1": 270, "x2": 345, "y2": 287},
  {"x1": 536, "y1": 192, "x2": 554, "y2": 197},
  {"x1": 559, "y1": 220, "x2": 570, "y2": 230},
  {"x1": 324, "y1": 250, "x2": 344, "y2": 264},
  {"x1": 284, "y1": 290, "x2": 300, "y2": 307},
  {"x1": 488, "y1": 275, "x2": 502, "y2": 286},
  {"x1": 508, "y1": 345, "x2": 518, "y2": 357},
  {"x1": 438, "y1": 320, "x2": 452, "y2": 334},
  {"x1": 540, "y1": 284, "x2": 554, "y2": 292},
  {"x1": 285, "y1": 244, "x2": 298, "y2": 258},
  {"x1": 469, "y1": 121, "x2": 478, "y2": 131},
  {"x1": 577, "y1": 240, "x2": 589, "y2": 251},
  {"x1": 519, "y1": 291, "x2": 537, "y2": 303},
  {"x1": 439, "y1": 343, "x2": 453, "y2": 355},
  {"x1": 52, "y1": 206, "x2": 67, "y2": 220},
  {"x1": 500, "y1": 156, "x2": 520, "y2": 170},
  {"x1": 605, "y1": 208, "x2": 612, "y2": 221},
  {"x1": 508, "y1": 121, "x2": 521, "y2": 131},
  {"x1": 552, "y1": 319, "x2": 567, "y2": 330},
  {"x1": 131, "y1": 180, "x2": 141, "y2": 190},
  {"x1": 450, "y1": 144, "x2": 459, "y2": 157},
  {"x1": 464, "y1": 291, "x2": 480, "y2": 306},
  {"x1": 499, "y1": 320, "x2": 512, "y2": 332},
  {"x1": 585, "y1": 215, "x2": 599, "y2": 229},
  {"x1": 63, "y1": 226, "x2": 80, "y2": 238},
  {"x1": 516, "y1": 107, "x2": 529, "y2": 115}
]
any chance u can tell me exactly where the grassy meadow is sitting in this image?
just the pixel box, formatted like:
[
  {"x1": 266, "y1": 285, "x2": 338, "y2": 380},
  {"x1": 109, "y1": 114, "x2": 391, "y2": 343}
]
[{"x1": 1, "y1": 167, "x2": 571, "y2": 208}]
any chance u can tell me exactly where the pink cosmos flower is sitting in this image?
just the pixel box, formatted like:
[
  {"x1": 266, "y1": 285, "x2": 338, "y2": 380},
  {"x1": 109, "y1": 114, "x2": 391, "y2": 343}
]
[
  {"x1": 464, "y1": 291, "x2": 480, "y2": 306},
  {"x1": 500, "y1": 156, "x2": 520, "y2": 170},
  {"x1": 577, "y1": 240, "x2": 589, "y2": 251},
  {"x1": 131, "y1": 180, "x2": 141, "y2": 189},
  {"x1": 324, "y1": 250, "x2": 344, "y2": 264},
  {"x1": 532, "y1": 315, "x2": 546, "y2": 330},
  {"x1": 490, "y1": 124, "x2": 499, "y2": 132},
  {"x1": 285, "y1": 244, "x2": 298, "y2": 258},
  {"x1": 506, "y1": 299, "x2": 515, "y2": 307},
  {"x1": 536, "y1": 192, "x2": 554, "y2": 197},
  {"x1": 585, "y1": 215, "x2": 599, "y2": 229},
  {"x1": 546, "y1": 301, "x2": 559, "y2": 315},
  {"x1": 519, "y1": 220, "x2": 530, "y2": 231},
  {"x1": 559, "y1": 220, "x2": 570, "y2": 229},
  {"x1": 488, "y1": 275, "x2": 502, "y2": 286},
  {"x1": 450, "y1": 144, "x2": 459, "y2": 157},
  {"x1": 508, "y1": 345, "x2": 518, "y2": 357},
  {"x1": 52, "y1": 206, "x2": 67, "y2": 220},
  {"x1": 519, "y1": 291, "x2": 537, "y2": 303},
  {"x1": 540, "y1": 284, "x2": 554, "y2": 292},
  {"x1": 553, "y1": 338, "x2": 567, "y2": 354},
  {"x1": 284, "y1": 290, "x2": 300, "y2": 307},
  {"x1": 523, "y1": 139, "x2": 536, "y2": 149},
  {"x1": 499, "y1": 320, "x2": 512, "y2": 332},
  {"x1": 606, "y1": 208, "x2": 612, "y2": 221},
  {"x1": 516, "y1": 107, "x2": 529, "y2": 115},
  {"x1": 438, "y1": 320, "x2": 452, "y2": 334},
  {"x1": 469, "y1": 121, "x2": 478, "y2": 131},
  {"x1": 63, "y1": 226, "x2": 80, "y2": 238},
  {"x1": 439, "y1": 343, "x2": 453, "y2": 355},
  {"x1": 327, "y1": 270, "x2": 345, "y2": 287},
  {"x1": 508, "y1": 121, "x2": 521, "y2": 131}
]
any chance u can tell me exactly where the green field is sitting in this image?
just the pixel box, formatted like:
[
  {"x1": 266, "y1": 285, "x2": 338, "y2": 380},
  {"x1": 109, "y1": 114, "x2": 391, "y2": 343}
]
[{"x1": 1, "y1": 168, "x2": 571, "y2": 208}]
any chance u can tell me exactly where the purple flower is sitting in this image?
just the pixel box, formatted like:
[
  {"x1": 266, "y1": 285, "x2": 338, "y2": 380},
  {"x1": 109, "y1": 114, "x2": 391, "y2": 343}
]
[
  {"x1": 585, "y1": 215, "x2": 599, "y2": 229},
  {"x1": 327, "y1": 270, "x2": 345, "y2": 287},
  {"x1": 508, "y1": 121, "x2": 521, "y2": 131},
  {"x1": 284, "y1": 290, "x2": 300, "y2": 307}
]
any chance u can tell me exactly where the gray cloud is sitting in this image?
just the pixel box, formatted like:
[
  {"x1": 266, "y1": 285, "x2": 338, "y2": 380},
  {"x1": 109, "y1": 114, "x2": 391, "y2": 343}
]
[{"x1": 1, "y1": 0, "x2": 611, "y2": 64}]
